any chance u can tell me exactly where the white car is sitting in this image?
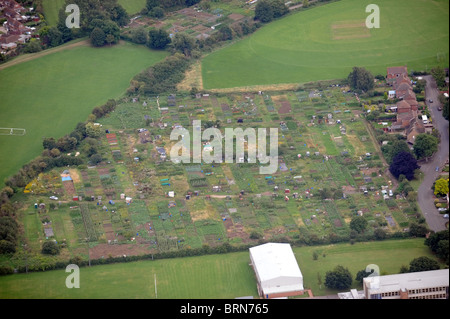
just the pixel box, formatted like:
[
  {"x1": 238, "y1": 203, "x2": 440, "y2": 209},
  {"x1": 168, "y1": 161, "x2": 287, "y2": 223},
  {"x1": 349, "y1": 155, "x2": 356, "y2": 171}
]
[
  {"x1": 49, "y1": 196, "x2": 58, "y2": 200},
  {"x1": 389, "y1": 190, "x2": 393, "y2": 197},
  {"x1": 443, "y1": 214, "x2": 449, "y2": 219}
]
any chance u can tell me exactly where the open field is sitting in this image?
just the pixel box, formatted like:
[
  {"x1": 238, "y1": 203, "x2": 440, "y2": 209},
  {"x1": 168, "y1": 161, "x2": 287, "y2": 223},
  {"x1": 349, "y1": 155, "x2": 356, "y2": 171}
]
[
  {"x1": 42, "y1": 0, "x2": 66, "y2": 26},
  {"x1": 202, "y1": 0, "x2": 449, "y2": 89},
  {"x1": 0, "y1": 238, "x2": 442, "y2": 298},
  {"x1": 0, "y1": 41, "x2": 168, "y2": 187},
  {"x1": 0, "y1": 85, "x2": 431, "y2": 275},
  {"x1": 118, "y1": 0, "x2": 147, "y2": 15}
]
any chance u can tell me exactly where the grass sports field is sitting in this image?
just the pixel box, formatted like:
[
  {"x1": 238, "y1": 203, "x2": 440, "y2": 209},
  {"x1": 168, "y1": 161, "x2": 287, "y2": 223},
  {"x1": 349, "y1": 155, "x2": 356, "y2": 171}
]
[
  {"x1": 0, "y1": 41, "x2": 168, "y2": 187},
  {"x1": 0, "y1": 238, "x2": 443, "y2": 298},
  {"x1": 202, "y1": 0, "x2": 449, "y2": 89}
]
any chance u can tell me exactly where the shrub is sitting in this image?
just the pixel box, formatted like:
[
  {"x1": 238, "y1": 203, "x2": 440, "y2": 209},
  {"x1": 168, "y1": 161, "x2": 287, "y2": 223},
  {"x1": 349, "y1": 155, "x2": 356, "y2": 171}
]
[{"x1": 41, "y1": 241, "x2": 60, "y2": 255}]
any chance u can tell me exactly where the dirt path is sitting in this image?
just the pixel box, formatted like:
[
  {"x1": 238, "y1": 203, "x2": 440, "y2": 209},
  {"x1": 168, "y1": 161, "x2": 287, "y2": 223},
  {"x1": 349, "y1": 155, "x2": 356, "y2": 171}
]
[{"x1": 0, "y1": 39, "x2": 90, "y2": 71}]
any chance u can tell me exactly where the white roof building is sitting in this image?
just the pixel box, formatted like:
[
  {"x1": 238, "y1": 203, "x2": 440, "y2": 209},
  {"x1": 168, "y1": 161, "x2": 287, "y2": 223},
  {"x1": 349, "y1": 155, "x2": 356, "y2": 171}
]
[
  {"x1": 249, "y1": 243, "x2": 304, "y2": 299},
  {"x1": 363, "y1": 269, "x2": 449, "y2": 299}
]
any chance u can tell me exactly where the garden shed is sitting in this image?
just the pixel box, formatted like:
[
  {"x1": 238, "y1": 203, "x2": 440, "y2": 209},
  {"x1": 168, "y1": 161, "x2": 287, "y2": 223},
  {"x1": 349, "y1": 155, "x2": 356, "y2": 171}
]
[{"x1": 249, "y1": 243, "x2": 304, "y2": 299}]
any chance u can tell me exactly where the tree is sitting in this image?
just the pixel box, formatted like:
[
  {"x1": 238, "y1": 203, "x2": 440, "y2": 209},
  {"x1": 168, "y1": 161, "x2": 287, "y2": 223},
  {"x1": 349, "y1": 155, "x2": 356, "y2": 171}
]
[
  {"x1": 436, "y1": 240, "x2": 449, "y2": 265},
  {"x1": 381, "y1": 139, "x2": 412, "y2": 164},
  {"x1": 110, "y1": 4, "x2": 129, "y2": 27},
  {"x1": 431, "y1": 66, "x2": 446, "y2": 88},
  {"x1": 413, "y1": 134, "x2": 438, "y2": 160},
  {"x1": 347, "y1": 67, "x2": 375, "y2": 92},
  {"x1": 408, "y1": 256, "x2": 440, "y2": 273},
  {"x1": 434, "y1": 178, "x2": 449, "y2": 196},
  {"x1": 90, "y1": 27, "x2": 106, "y2": 47},
  {"x1": 218, "y1": 25, "x2": 233, "y2": 41},
  {"x1": 355, "y1": 268, "x2": 374, "y2": 284},
  {"x1": 172, "y1": 33, "x2": 197, "y2": 56},
  {"x1": 41, "y1": 241, "x2": 60, "y2": 255},
  {"x1": 148, "y1": 29, "x2": 171, "y2": 50},
  {"x1": 46, "y1": 27, "x2": 63, "y2": 47},
  {"x1": 271, "y1": 0, "x2": 289, "y2": 18},
  {"x1": 23, "y1": 38, "x2": 43, "y2": 53},
  {"x1": 409, "y1": 222, "x2": 428, "y2": 237},
  {"x1": 389, "y1": 151, "x2": 420, "y2": 181},
  {"x1": 255, "y1": 0, "x2": 274, "y2": 23},
  {"x1": 374, "y1": 228, "x2": 387, "y2": 240},
  {"x1": 350, "y1": 216, "x2": 368, "y2": 233},
  {"x1": 90, "y1": 154, "x2": 103, "y2": 165},
  {"x1": 324, "y1": 265, "x2": 353, "y2": 290},
  {"x1": 146, "y1": 0, "x2": 161, "y2": 11},
  {"x1": 85, "y1": 122, "x2": 102, "y2": 138},
  {"x1": 425, "y1": 230, "x2": 449, "y2": 264},
  {"x1": 43, "y1": 137, "x2": 57, "y2": 150},
  {"x1": 149, "y1": 6, "x2": 165, "y2": 18}
]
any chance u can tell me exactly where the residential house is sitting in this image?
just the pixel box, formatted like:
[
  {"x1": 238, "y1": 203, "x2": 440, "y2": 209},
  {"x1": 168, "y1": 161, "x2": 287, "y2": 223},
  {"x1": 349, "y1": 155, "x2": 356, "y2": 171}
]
[
  {"x1": 387, "y1": 66, "x2": 408, "y2": 84},
  {"x1": 387, "y1": 66, "x2": 425, "y2": 144}
]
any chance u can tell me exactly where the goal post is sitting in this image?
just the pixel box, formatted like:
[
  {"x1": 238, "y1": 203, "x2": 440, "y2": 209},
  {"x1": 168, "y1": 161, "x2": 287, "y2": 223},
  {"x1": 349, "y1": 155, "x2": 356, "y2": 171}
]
[{"x1": 0, "y1": 128, "x2": 26, "y2": 136}]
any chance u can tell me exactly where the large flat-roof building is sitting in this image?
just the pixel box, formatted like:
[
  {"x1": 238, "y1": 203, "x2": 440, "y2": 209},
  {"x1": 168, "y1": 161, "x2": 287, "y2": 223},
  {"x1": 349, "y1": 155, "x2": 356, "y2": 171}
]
[
  {"x1": 363, "y1": 269, "x2": 449, "y2": 299},
  {"x1": 249, "y1": 243, "x2": 304, "y2": 299}
]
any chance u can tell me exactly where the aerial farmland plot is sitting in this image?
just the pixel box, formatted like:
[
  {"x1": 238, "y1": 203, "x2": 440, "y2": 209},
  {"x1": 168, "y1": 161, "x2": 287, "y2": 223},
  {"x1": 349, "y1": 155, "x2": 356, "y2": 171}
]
[
  {"x1": 5, "y1": 87, "x2": 420, "y2": 261},
  {"x1": 202, "y1": 0, "x2": 449, "y2": 89},
  {"x1": 1, "y1": 0, "x2": 447, "y2": 303}
]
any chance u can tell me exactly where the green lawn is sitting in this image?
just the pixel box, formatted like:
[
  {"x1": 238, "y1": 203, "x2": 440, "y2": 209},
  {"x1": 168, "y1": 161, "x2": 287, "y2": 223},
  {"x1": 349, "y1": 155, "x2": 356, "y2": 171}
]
[
  {"x1": 42, "y1": 0, "x2": 65, "y2": 26},
  {"x1": 0, "y1": 238, "x2": 442, "y2": 298},
  {"x1": 118, "y1": 0, "x2": 147, "y2": 15},
  {"x1": 202, "y1": 0, "x2": 449, "y2": 89},
  {"x1": 0, "y1": 41, "x2": 168, "y2": 187}
]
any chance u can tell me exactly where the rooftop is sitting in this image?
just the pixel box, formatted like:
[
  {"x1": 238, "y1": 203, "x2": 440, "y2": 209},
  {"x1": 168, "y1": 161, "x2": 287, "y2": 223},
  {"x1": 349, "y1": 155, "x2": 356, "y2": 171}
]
[
  {"x1": 249, "y1": 243, "x2": 303, "y2": 283},
  {"x1": 364, "y1": 269, "x2": 449, "y2": 294}
]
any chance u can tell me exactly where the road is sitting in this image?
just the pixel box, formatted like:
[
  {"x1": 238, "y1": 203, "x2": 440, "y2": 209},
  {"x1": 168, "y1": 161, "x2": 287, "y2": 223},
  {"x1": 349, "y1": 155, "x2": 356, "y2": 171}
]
[{"x1": 417, "y1": 75, "x2": 449, "y2": 232}]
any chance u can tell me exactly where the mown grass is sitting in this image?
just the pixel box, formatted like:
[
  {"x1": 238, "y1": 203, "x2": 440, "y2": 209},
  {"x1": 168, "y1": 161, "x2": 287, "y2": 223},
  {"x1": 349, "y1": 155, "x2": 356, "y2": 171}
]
[
  {"x1": 42, "y1": 0, "x2": 65, "y2": 26},
  {"x1": 0, "y1": 41, "x2": 168, "y2": 187},
  {"x1": 202, "y1": 0, "x2": 449, "y2": 89},
  {"x1": 0, "y1": 238, "x2": 441, "y2": 298}
]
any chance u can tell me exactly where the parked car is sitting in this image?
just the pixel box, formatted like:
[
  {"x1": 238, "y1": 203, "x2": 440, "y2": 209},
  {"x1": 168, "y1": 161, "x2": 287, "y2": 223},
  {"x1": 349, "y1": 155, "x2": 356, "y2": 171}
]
[
  {"x1": 429, "y1": 99, "x2": 433, "y2": 103},
  {"x1": 436, "y1": 166, "x2": 439, "y2": 172},
  {"x1": 49, "y1": 196, "x2": 58, "y2": 200},
  {"x1": 438, "y1": 106, "x2": 442, "y2": 111},
  {"x1": 389, "y1": 190, "x2": 393, "y2": 197},
  {"x1": 443, "y1": 214, "x2": 449, "y2": 219}
]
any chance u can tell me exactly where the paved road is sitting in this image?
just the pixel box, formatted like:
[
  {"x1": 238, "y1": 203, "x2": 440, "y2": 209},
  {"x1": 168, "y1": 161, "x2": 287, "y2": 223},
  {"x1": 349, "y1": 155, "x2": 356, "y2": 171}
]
[{"x1": 417, "y1": 75, "x2": 449, "y2": 232}]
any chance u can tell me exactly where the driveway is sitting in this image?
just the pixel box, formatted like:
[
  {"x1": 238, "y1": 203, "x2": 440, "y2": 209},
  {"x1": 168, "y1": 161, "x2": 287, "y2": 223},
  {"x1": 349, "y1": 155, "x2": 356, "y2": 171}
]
[{"x1": 417, "y1": 75, "x2": 449, "y2": 232}]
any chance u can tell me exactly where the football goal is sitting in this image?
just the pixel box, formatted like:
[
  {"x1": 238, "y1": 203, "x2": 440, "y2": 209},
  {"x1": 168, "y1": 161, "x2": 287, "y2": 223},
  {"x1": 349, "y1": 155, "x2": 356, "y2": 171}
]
[{"x1": 0, "y1": 128, "x2": 26, "y2": 136}]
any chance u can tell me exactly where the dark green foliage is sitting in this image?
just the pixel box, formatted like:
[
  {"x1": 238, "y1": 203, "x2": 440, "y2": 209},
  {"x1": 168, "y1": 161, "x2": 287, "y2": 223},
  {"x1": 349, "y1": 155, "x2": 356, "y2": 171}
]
[
  {"x1": 409, "y1": 223, "x2": 429, "y2": 237},
  {"x1": 0, "y1": 217, "x2": 19, "y2": 254},
  {"x1": 148, "y1": 29, "x2": 171, "y2": 50},
  {"x1": 255, "y1": 0, "x2": 289, "y2": 23},
  {"x1": 408, "y1": 256, "x2": 440, "y2": 272},
  {"x1": 350, "y1": 216, "x2": 368, "y2": 233},
  {"x1": 347, "y1": 67, "x2": 375, "y2": 92},
  {"x1": 57, "y1": 0, "x2": 127, "y2": 46},
  {"x1": 90, "y1": 27, "x2": 106, "y2": 47},
  {"x1": 381, "y1": 139, "x2": 412, "y2": 164},
  {"x1": 355, "y1": 268, "x2": 374, "y2": 284},
  {"x1": 413, "y1": 134, "x2": 439, "y2": 160},
  {"x1": 172, "y1": 33, "x2": 197, "y2": 57},
  {"x1": 132, "y1": 53, "x2": 190, "y2": 94},
  {"x1": 324, "y1": 265, "x2": 353, "y2": 290},
  {"x1": 389, "y1": 152, "x2": 420, "y2": 181},
  {"x1": 41, "y1": 241, "x2": 61, "y2": 255},
  {"x1": 425, "y1": 230, "x2": 449, "y2": 264},
  {"x1": 431, "y1": 66, "x2": 446, "y2": 88}
]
